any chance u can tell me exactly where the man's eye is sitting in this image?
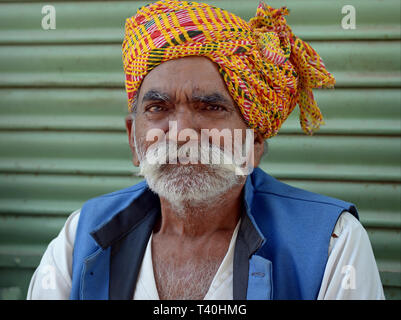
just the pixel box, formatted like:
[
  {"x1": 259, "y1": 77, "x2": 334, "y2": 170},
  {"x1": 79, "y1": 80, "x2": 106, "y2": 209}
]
[
  {"x1": 204, "y1": 104, "x2": 226, "y2": 111},
  {"x1": 145, "y1": 105, "x2": 165, "y2": 113}
]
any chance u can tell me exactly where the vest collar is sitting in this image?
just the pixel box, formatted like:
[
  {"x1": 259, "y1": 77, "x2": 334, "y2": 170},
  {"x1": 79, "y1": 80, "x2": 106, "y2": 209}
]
[{"x1": 90, "y1": 188, "x2": 160, "y2": 250}]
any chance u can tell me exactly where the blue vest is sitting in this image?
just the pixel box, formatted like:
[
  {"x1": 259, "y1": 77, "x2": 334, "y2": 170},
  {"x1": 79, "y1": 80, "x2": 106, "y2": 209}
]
[{"x1": 69, "y1": 167, "x2": 358, "y2": 300}]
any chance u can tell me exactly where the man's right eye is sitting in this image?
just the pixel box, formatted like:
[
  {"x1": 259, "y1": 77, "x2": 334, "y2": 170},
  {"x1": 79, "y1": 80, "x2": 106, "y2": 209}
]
[{"x1": 145, "y1": 105, "x2": 165, "y2": 113}]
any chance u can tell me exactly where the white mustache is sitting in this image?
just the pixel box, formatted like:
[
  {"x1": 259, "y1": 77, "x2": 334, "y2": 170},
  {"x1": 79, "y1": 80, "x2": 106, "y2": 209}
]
[{"x1": 139, "y1": 140, "x2": 250, "y2": 176}]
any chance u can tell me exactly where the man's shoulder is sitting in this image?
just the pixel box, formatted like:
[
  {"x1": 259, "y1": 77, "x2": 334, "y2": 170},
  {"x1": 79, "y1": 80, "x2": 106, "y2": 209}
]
[
  {"x1": 77, "y1": 179, "x2": 149, "y2": 230},
  {"x1": 252, "y1": 167, "x2": 356, "y2": 211},
  {"x1": 85, "y1": 179, "x2": 148, "y2": 204}
]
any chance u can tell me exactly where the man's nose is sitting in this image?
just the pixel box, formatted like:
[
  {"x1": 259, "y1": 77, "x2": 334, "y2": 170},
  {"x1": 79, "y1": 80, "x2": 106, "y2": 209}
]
[{"x1": 170, "y1": 109, "x2": 200, "y2": 142}]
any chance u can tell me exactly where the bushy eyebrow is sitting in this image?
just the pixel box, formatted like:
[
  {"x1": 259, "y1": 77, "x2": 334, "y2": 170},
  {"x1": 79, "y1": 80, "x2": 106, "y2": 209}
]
[
  {"x1": 141, "y1": 89, "x2": 171, "y2": 103},
  {"x1": 142, "y1": 89, "x2": 232, "y2": 106},
  {"x1": 191, "y1": 92, "x2": 232, "y2": 106}
]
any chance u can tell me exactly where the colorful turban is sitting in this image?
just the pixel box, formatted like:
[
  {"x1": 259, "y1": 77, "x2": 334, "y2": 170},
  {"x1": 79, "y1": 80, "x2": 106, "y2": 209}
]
[{"x1": 122, "y1": 0, "x2": 335, "y2": 139}]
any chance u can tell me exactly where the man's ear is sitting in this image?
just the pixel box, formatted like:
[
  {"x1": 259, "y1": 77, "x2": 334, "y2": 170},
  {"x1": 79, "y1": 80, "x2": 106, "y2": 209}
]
[
  {"x1": 125, "y1": 115, "x2": 140, "y2": 167},
  {"x1": 252, "y1": 131, "x2": 265, "y2": 168}
]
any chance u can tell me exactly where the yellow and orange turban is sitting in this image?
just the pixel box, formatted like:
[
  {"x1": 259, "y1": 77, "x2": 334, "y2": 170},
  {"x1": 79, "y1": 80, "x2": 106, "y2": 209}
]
[{"x1": 122, "y1": 0, "x2": 335, "y2": 139}]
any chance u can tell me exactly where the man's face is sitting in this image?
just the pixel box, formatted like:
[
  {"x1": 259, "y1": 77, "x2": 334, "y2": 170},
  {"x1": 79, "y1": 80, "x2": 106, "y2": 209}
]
[{"x1": 125, "y1": 56, "x2": 264, "y2": 211}]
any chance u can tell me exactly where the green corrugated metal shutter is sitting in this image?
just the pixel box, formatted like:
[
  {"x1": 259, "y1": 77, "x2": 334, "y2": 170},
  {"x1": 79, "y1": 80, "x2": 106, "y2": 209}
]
[{"x1": 0, "y1": 0, "x2": 400, "y2": 300}]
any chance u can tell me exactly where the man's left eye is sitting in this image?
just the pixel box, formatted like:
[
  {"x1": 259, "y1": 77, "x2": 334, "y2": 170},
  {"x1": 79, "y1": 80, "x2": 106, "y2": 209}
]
[{"x1": 204, "y1": 105, "x2": 226, "y2": 111}]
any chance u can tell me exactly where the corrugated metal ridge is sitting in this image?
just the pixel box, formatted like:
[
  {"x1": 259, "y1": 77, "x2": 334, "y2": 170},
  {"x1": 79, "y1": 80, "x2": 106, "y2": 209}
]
[{"x1": 0, "y1": 0, "x2": 400, "y2": 43}]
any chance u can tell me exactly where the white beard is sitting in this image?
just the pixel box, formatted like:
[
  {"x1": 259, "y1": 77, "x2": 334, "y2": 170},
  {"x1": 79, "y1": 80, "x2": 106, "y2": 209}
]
[{"x1": 136, "y1": 139, "x2": 246, "y2": 216}]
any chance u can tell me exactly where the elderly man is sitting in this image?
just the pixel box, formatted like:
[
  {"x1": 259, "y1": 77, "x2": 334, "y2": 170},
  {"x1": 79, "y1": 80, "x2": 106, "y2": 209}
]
[{"x1": 27, "y1": 0, "x2": 384, "y2": 300}]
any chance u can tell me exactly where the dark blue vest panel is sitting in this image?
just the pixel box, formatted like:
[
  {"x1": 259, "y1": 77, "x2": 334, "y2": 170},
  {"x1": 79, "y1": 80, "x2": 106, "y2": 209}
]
[
  {"x1": 245, "y1": 169, "x2": 358, "y2": 299},
  {"x1": 69, "y1": 181, "x2": 151, "y2": 299}
]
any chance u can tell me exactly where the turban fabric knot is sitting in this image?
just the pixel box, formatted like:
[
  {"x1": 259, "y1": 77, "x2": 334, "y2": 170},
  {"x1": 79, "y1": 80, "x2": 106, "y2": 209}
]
[{"x1": 122, "y1": 0, "x2": 335, "y2": 139}]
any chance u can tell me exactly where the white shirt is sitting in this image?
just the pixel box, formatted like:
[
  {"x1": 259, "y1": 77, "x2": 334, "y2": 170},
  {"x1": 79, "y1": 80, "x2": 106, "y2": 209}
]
[
  {"x1": 134, "y1": 220, "x2": 240, "y2": 300},
  {"x1": 26, "y1": 210, "x2": 385, "y2": 300}
]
